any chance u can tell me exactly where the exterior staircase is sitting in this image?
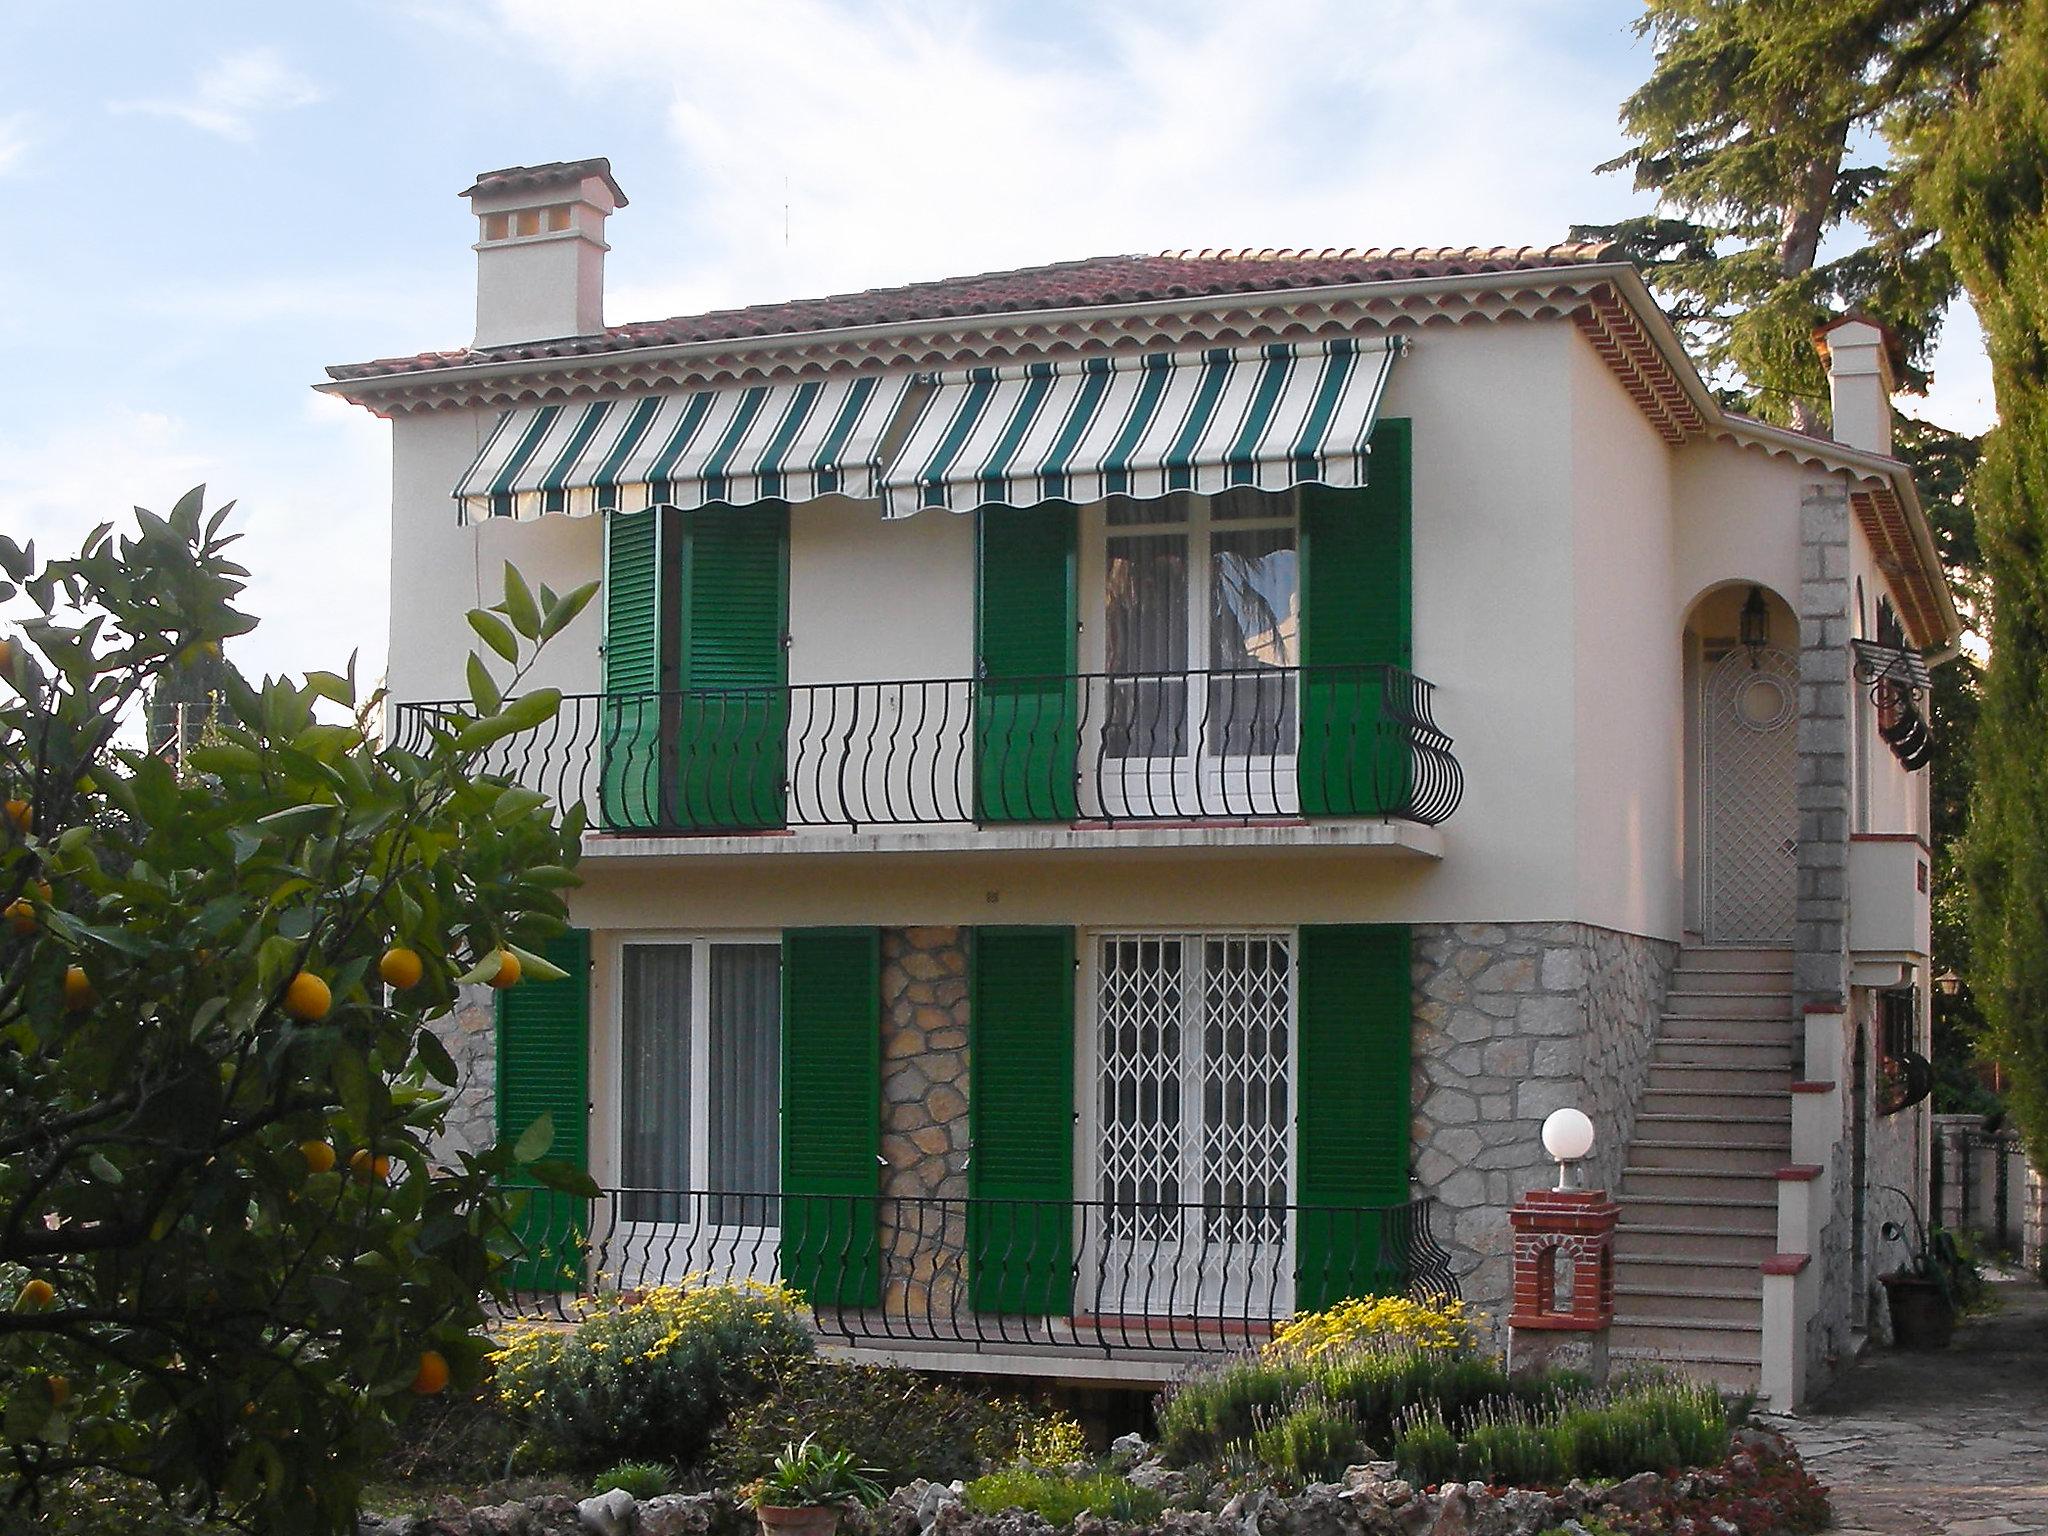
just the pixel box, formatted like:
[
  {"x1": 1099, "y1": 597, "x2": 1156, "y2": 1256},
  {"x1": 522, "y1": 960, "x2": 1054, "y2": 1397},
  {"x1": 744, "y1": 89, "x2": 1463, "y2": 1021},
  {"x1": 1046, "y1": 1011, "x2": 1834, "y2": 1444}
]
[{"x1": 1609, "y1": 946, "x2": 1796, "y2": 1393}]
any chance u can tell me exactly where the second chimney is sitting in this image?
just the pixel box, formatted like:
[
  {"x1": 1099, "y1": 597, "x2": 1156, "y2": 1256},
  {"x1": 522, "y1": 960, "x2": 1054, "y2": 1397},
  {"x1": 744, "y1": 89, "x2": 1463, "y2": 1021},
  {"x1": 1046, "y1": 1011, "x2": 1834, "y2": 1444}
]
[
  {"x1": 1815, "y1": 314, "x2": 1898, "y2": 457},
  {"x1": 462, "y1": 158, "x2": 627, "y2": 350}
]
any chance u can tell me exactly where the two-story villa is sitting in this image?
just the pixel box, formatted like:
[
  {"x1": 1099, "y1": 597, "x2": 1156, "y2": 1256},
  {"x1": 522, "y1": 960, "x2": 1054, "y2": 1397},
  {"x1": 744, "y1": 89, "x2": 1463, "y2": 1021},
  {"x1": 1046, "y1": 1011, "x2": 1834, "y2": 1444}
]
[{"x1": 323, "y1": 159, "x2": 1961, "y2": 1408}]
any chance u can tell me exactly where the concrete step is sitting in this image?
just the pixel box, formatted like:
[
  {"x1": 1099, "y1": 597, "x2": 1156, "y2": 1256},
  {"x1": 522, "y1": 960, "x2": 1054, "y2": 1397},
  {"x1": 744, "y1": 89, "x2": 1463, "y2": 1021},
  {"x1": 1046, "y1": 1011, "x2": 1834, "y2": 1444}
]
[
  {"x1": 1616, "y1": 1193, "x2": 1778, "y2": 1232},
  {"x1": 1639, "y1": 1086, "x2": 1792, "y2": 1117},
  {"x1": 1644, "y1": 1062, "x2": 1796, "y2": 1093},
  {"x1": 1608, "y1": 1283, "x2": 1763, "y2": 1327},
  {"x1": 1609, "y1": 1316, "x2": 1762, "y2": 1363},
  {"x1": 1612, "y1": 1252, "x2": 1765, "y2": 1292},
  {"x1": 1663, "y1": 992, "x2": 1796, "y2": 1022},
  {"x1": 1675, "y1": 947, "x2": 1792, "y2": 972},
  {"x1": 1613, "y1": 1221, "x2": 1776, "y2": 1260},
  {"x1": 1620, "y1": 1167, "x2": 1780, "y2": 1200},
  {"x1": 1629, "y1": 1138, "x2": 1793, "y2": 1174},
  {"x1": 1656, "y1": 1035, "x2": 1799, "y2": 1068},
  {"x1": 1652, "y1": 1014, "x2": 1800, "y2": 1044},
  {"x1": 1667, "y1": 968, "x2": 1794, "y2": 996},
  {"x1": 1608, "y1": 1339, "x2": 1763, "y2": 1393},
  {"x1": 1632, "y1": 1108, "x2": 1792, "y2": 1138}
]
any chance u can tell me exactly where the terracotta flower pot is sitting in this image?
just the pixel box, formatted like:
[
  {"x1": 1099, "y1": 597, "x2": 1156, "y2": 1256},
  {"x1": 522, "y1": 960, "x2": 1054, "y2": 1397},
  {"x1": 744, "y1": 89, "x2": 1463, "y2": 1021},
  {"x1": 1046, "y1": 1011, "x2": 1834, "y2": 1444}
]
[
  {"x1": 755, "y1": 1505, "x2": 842, "y2": 1536},
  {"x1": 1881, "y1": 1272, "x2": 1956, "y2": 1350}
]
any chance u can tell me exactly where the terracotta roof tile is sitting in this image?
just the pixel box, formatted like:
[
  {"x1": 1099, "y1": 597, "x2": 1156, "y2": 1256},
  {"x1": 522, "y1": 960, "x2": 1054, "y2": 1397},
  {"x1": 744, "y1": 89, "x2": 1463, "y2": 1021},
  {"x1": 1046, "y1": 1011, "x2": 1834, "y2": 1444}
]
[
  {"x1": 326, "y1": 243, "x2": 1615, "y2": 383},
  {"x1": 461, "y1": 157, "x2": 627, "y2": 206}
]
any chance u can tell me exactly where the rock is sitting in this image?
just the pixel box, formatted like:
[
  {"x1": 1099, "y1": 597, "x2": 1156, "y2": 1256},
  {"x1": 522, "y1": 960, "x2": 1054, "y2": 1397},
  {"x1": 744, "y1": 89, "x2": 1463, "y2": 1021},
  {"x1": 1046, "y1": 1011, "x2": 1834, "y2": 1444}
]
[
  {"x1": 1342, "y1": 1464, "x2": 1400, "y2": 1492},
  {"x1": 915, "y1": 1480, "x2": 963, "y2": 1536},
  {"x1": 468, "y1": 1504, "x2": 534, "y2": 1536},
  {"x1": 1488, "y1": 1489, "x2": 1556, "y2": 1536},
  {"x1": 1426, "y1": 1482, "x2": 1471, "y2": 1536},
  {"x1": 531, "y1": 1496, "x2": 587, "y2": 1535},
  {"x1": 1127, "y1": 1463, "x2": 1191, "y2": 1502},
  {"x1": 1601, "y1": 1472, "x2": 1666, "y2": 1514},
  {"x1": 579, "y1": 1489, "x2": 638, "y2": 1536},
  {"x1": 1275, "y1": 1484, "x2": 1363, "y2": 1536},
  {"x1": 1110, "y1": 1432, "x2": 1152, "y2": 1468},
  {"x1": 639, "y1": 1493, "x2": 726, "y2": 1536}
]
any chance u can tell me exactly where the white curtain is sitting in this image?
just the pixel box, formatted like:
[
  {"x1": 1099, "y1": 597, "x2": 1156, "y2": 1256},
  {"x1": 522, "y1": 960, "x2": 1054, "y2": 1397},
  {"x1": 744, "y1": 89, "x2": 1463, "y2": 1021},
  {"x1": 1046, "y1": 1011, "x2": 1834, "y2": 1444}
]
[
  {"x1": 621, "y1": 944, "x2": 692, "y2": 1221},
  {"x1": 708, "y1": 943, "x2": 781, "y2": 1225}
]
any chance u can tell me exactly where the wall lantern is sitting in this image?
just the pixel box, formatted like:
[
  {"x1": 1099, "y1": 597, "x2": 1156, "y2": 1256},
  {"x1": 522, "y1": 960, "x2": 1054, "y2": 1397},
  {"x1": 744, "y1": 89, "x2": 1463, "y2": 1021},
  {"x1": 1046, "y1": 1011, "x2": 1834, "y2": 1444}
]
[
  {"x1": 1934, "y1": 968, "x2": 1963, "y2": 998},
  {"x1": 1541, "y1": 1107, "x2": 1596, "y2": 1191},
  {"x1": 1739, "y1": 585, "x2": 1771, "y2": 666}
]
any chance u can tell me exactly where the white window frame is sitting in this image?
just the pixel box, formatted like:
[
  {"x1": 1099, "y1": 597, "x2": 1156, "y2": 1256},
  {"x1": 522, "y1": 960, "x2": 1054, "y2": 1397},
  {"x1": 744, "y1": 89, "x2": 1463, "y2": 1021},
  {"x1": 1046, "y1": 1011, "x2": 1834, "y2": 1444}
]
[
  {"x1": 1074, "y1": 926, "x2": 1299, "y2": 1318},
  {"x1": 608, "y1": 930, "x2": 783, "y2": 1287}
]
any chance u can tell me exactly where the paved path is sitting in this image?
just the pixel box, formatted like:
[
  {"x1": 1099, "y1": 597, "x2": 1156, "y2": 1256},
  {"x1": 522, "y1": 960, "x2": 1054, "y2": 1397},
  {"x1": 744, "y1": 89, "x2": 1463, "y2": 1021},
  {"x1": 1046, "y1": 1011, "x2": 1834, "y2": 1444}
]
[{"x1": 1774, "y1": 1275, "x2": 2048, "y2": 1535}]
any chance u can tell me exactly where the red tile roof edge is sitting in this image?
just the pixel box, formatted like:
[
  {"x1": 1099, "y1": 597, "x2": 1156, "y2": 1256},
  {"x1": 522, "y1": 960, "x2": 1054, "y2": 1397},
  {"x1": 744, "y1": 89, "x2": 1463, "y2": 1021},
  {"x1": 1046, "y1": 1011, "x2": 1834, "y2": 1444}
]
[{"x1": 327, "y1": 243, "x2": 1617, "y2": 383}]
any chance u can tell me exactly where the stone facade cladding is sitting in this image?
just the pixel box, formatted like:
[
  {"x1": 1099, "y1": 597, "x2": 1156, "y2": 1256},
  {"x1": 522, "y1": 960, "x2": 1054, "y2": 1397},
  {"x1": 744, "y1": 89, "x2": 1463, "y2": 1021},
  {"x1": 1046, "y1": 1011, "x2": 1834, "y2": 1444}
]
[
  {"x1": 878, "y1": 927, "x2": 972, "y2": 1316},
  {"x1": 1411, "y1": 923, "x2": 1676, "y2": 1332},
  {"x1": 426, "y1": 981, "x2": 497, "y2": 1165}
]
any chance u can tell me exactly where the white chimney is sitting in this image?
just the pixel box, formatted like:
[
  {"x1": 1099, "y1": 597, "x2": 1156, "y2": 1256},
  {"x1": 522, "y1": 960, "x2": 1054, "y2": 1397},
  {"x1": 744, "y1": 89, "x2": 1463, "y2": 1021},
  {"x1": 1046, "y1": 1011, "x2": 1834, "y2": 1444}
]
[
  {"x1": 462, "y1": 158, "x2": 627, "y2": 349},
  {"x1": 1815, "y1": 314, "x2": 1897, "y2": 457}
]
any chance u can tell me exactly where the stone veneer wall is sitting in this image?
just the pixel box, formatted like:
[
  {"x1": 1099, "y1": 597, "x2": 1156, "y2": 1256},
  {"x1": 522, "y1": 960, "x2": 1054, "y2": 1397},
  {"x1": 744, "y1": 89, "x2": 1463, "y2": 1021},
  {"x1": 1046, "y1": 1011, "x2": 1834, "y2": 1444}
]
[
  {"x1": 427, "y1": 982, "x2": 497, "y2": 1166},
  {"x1": 1411, "y1": 923, "x2": 1676, "y2": 1332},
  {"x1": 877, "y1": 927, "x2": 972, "y2": 1317}
]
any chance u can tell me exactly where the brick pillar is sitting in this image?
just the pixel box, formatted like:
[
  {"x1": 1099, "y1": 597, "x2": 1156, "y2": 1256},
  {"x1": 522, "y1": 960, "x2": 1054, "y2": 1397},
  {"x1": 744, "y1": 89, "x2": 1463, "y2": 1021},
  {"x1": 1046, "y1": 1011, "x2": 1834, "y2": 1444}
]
[{"x1": 1506, "y1": 1188, "x2": 1620, "y2": 1383}]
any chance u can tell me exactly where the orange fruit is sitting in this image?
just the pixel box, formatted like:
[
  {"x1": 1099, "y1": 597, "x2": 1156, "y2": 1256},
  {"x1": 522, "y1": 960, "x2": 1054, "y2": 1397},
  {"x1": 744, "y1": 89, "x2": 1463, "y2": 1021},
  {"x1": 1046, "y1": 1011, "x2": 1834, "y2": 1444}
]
[
  {"x1": 409, "y1": 1349, "x2": 450, "y2": 1396},
  {"x1": 17, "y1": 1278, "x2": 53, "y2": 1310},
  {"x1": 379, "y1": 946, "x2": 424, "y2": 990},
  {"x1": 61, "y1": 966, "x2": 93, "y2": 1012},
  {"x1": 3, "y1": 899, "x2": 32, "y2": 935},
  {"x1": 348, "y1": 1148, "x2": 391, "y2": 1183},
  {"x1": 299, "y1": 1140, "x2": 336, "y2": 1175},
  {"x1": 282, "y1": 971, "x2": 331, "y2": 1022},
  {"x1": 2, "y1": 800, "x2": 29, "y2": 835},
  {"x1": 0, "y1": 638, "x2": 12, "y2": 671},
  {"x1": 45, "y1": 1375, "x2": 68, "y2": 1408},
  {"x1": 486, "y1": 950, "x2": 521, "y2": 989}
]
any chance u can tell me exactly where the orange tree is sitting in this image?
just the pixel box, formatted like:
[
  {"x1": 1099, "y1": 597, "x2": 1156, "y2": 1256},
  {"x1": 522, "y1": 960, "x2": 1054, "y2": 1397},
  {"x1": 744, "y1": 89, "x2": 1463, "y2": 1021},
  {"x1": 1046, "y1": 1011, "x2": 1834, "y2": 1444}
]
[{"x1": 0, "y1": 492, "x2": 595, "y2": 1530}]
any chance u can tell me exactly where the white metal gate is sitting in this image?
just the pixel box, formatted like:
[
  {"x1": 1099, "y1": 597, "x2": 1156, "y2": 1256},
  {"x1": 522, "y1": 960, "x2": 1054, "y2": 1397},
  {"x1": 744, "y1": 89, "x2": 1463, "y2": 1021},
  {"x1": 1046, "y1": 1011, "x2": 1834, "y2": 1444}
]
[
  {"x1": 1087, "y1": 932, "x2": 1294, "y2": 1318},
  {"x1": 1700, "y1": 647, "x2": 1799, "y2": 945}
]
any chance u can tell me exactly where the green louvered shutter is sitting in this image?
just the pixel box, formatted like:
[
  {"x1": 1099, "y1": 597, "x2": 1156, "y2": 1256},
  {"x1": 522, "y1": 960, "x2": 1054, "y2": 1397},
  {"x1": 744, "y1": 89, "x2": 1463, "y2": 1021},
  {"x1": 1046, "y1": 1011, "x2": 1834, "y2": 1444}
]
[
  {"x1": 497, "y1": 928, "x2": 592, "y2": 1293},
  {"x1": 1295, "y1": 923, "x2": 1412, "y2": 1308},
  {"x1": 1299, "y1": 419, "x2": 1413, "y2": 816},
  {"x1": 968, "y1": 928, "x2": 1075, "y2": 1315},
  {"x1": 975, "y1": 504, "x2": 1079, "y2": 822},
  {"x1": 602, "y1": 509, "x2": 666, "y2": 829},
  {"x1": 780, "y1": 928, "x2": 880, "y2": 1306},
  {"x1": 679, "y1": 503, "x2": 789, "y2": 829}
]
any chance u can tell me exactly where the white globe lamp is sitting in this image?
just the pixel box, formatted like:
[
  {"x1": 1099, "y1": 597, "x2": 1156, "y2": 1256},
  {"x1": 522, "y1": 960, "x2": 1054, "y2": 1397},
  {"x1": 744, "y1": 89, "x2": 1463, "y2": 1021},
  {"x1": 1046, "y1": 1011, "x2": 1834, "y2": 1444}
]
[{"x1": 1541, "y1": 1107, "x2": 1596, "y2": 1191}]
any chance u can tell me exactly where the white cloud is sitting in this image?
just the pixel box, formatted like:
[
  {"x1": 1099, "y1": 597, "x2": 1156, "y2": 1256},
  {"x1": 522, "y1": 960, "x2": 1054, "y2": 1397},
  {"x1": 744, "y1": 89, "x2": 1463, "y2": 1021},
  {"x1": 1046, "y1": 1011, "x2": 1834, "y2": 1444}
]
[
  {"x1": 0, "y1": 112, "x2": 32, "y2": 176},
  {"x1": 109, "y1": 46, "x2": 324, "y2": 141},
  {"x1": 481, "y1": 0, "x2": 1645, "y2": 318}
]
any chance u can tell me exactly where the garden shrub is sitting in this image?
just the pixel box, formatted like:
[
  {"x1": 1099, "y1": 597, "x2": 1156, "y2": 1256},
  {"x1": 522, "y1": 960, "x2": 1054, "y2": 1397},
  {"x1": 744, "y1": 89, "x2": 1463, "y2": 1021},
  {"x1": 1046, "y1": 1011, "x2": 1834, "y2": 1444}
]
[
  {"x1": 1248, "y1": 1394, "x2": 1361, "y2": 1482},
  {"x1": 706, "y1": 1360, "x2": 1083, "y2": 1488},
  {"x1": 1388, "y1": 1376, "x2": 1728, "y2": 1485},
  {"x1": 594, "y1": 1461, "x2": 675, "y2": 1499},
  {"x1": 964, "y1": 1469, "x2": 1167, "y2": 1526},
  {"x1": 1263, "y1": 1296, "x2": 1480, "y2": 1362},
  {"x1": 492, "y1": 1279, "x2": 813, "y2": 1469}
]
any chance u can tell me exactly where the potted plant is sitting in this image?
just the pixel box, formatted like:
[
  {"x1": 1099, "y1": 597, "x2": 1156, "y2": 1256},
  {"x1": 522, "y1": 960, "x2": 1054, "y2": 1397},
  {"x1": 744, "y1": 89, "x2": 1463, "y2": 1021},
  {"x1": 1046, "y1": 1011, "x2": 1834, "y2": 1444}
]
[
  {"x1": 1877, "y1": 1189, "x2": 1967, "y2": 1350},
  {"x1": 741, "y1": 1436, "x2": 885, "y2": 1536}
]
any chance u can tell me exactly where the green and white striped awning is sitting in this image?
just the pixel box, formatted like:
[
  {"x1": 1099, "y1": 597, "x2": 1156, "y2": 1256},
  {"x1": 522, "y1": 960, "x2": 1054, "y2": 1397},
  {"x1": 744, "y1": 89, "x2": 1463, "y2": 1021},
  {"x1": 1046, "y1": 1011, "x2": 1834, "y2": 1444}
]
[
  {"x1": 454, "y1": 372, "x2": 916, "y2": 523},
  {"x1": 877, "y1": 337, "x2": 1403, "y2": 518}
]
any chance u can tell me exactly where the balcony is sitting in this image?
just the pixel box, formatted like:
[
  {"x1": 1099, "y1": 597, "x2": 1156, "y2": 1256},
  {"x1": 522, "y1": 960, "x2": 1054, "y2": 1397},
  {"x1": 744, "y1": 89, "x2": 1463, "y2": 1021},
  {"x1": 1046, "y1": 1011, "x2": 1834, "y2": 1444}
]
[
  {"x1": 495, "y1": 1189, "x2": 1457, "y2": 1373},
  {"x1": 390, "y1": 664, "x2": 1461, "y2": 851}
]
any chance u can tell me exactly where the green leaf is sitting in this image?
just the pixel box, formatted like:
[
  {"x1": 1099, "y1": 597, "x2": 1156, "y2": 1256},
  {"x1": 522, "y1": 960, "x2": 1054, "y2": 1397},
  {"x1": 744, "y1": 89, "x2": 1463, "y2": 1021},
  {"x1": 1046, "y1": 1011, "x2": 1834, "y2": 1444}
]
[
  {"x1": 451, "y1": 951, "x2": 500, "y2": 987},
  {"x1": 502, "y1": 563, "x2": 541, "y2": 640},
  {"x1": 467, "y1": 608, "x2": 520, "y2": 663},
  {"x1": 539, "y1": 579, "x2": 600, "y2": 641},
  {"x1": 87, "y1": 1152, "x2": 123, "y2": 1185},
  {"x1": 506, "y1": 943, "x2": 567, "y2": 983},
  {"x1": 414, "y1": 1027, "x2": 458, "y2": 1088},
  {"x1": 527, "y1": 1159, "x2": 601, "y2": 1198},
  {"x1": 512, "y1": 1112, "x2": 554, "y2": 1163},
  {"x1": 257, "y1": 802, "x2": 338, "y2": 836},
  {"x1": 466, "y1": 653, "x2": 502, "y2": 715},
  {"x1": 498, "y1": 689, "x2": 561, "y2": 732}
]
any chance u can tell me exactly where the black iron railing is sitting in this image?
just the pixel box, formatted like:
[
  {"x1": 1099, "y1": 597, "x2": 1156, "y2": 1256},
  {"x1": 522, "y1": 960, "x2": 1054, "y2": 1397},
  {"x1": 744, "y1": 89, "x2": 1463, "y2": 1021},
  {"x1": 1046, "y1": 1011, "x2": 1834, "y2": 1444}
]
[
  {"x1": 390, "y1": 664, "x2": 1460, "y2": 834},
  {"x1": 495, "y1": 1190, "x2": 1457, "y2": 1354}
]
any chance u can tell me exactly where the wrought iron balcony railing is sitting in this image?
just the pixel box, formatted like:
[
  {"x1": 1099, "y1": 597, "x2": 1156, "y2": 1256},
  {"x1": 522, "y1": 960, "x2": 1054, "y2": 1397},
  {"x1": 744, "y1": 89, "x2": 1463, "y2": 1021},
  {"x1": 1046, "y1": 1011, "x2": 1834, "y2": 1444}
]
[
  {"x1": 391, "y1": 663, "x2": 1460, "y2": 835},
  {"x1": 494, "y1": 1189, "x2": 1457, "y2": 1354}
]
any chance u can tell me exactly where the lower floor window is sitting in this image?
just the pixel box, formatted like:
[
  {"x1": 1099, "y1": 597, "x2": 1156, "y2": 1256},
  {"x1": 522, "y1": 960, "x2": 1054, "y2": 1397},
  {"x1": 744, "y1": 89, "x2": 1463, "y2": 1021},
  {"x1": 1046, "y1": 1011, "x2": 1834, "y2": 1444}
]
[
  {"x1": 1091, "y1": 931, "x2": 1293, "y2": 1243},
  {"x1": 620, "y1": 938, "x2": 780, "y2": 1224}
]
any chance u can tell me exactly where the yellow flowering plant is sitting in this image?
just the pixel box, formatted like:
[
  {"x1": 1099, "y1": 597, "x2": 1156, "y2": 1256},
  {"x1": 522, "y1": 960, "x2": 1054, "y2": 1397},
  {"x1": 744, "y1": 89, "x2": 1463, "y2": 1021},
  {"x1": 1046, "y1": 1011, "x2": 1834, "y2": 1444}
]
[{"x1": 1262, "y1": 1295, "x2": 1480, "y2": 1364}]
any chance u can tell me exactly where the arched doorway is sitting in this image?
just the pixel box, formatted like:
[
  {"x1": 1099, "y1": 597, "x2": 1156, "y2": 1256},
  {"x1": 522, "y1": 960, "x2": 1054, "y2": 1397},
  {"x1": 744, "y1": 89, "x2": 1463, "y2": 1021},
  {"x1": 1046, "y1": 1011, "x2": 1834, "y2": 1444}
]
[{"x1": 1684, "y1": 584, "x2": 1799, "y2": 946}]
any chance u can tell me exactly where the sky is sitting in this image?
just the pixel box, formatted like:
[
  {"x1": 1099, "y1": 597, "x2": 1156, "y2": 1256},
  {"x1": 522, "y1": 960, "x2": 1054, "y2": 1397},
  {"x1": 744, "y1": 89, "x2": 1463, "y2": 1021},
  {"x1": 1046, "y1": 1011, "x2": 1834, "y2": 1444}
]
[{"x1": 0, "y1": 1, "x2": 1998, "y2": 688}]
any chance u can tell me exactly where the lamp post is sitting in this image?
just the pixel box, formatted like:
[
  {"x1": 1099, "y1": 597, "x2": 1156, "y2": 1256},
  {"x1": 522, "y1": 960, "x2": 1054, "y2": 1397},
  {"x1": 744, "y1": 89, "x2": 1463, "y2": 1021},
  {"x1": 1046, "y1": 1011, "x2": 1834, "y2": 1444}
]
[{"x1": 1542, "y1": 1107, "x2": 1596, "y2": 1191}]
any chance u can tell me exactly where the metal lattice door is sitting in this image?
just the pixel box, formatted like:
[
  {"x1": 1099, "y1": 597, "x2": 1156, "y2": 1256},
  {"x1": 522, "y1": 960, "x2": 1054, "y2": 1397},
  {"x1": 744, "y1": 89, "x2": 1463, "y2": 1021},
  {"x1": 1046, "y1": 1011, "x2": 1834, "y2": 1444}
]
[
  {"x1": 1089, "y1": 933, "x2": 1293, "y2": 1317},
  {"x1": 1700, "y1": 647, "x2": 1799, "y2": 945}
]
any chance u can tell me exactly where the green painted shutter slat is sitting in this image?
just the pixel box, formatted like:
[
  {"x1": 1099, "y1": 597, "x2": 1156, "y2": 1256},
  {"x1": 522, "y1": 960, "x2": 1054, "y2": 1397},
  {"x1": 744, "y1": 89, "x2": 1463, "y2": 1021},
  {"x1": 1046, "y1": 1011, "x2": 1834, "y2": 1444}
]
[
  {"x1": 1295, "y1": 923, "x2": 1411, "y2": 1308},
  {"x1": 497, "y1": 928, "x2": 592, "y2": 1293},
  {"x1": 1298, "y1": 419, "x2": 1412, "y2": 816},
  {"x1": 780, "y1": 928, "x2": 880, "y2": 1306},
  {"x1": 967, "y1": 927, "x2": 1075, "y2": 1315},
  {"x1": 680, "y1": 503, "x2": 789, "y2": 829},
  {"x1": 602, "y1": 509, "x2": 665, "y2": 829},
  {"x1": 975, "y1": 504, "x2": 1078, "y2": 822}
]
